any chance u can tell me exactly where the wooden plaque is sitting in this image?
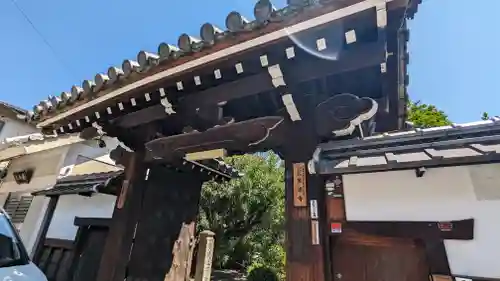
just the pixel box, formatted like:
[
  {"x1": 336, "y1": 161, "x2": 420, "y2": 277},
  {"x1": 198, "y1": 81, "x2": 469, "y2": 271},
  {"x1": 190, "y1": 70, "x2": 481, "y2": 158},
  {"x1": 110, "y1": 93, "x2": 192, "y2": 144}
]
[
  {"x1": 311, "y1": 220, "x2": 320, "y2": 245},
  {"x1": 293, "y1": 163, "x2": 307, "y2": 207},
  {"x1": 117, "y1": 180, "x2": 130, "y2": 209}
]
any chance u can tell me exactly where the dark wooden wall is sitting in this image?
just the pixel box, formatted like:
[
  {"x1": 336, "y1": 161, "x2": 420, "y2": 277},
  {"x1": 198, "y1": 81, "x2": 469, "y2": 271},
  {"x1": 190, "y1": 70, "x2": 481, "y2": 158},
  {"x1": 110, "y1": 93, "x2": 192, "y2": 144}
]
[
  {"x1": 33, "y1": 219, "x2": 111, "y2": 281},
  {"x1": 34, "y1": 238, "x2": 74, "y2": 281},
  {"x1": 71, "y1": 224, "x2": 109, "y2": 281}
]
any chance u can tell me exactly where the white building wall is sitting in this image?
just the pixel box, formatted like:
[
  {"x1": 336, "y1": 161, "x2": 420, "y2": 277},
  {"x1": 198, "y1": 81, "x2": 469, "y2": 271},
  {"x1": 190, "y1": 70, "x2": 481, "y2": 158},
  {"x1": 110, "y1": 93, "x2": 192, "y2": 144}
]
[
  {"x1": 12, "y1": 139, "x2": 120, "y2": 255},
  {"x1": 19, "y1": 196, "x2": 50, "y2": 256},
  {"x1": 0, "y1": 194, "x2": 8, "y2": 207},
  {"x1": 0, "y1": 118, "x2": 38, "y2": 142},
  {"x1": 343, "y1": 164, "x2": 500, "y2": 278},
  {"x1": 46, "y1": 194, "x2": 116, "y2": 240}
]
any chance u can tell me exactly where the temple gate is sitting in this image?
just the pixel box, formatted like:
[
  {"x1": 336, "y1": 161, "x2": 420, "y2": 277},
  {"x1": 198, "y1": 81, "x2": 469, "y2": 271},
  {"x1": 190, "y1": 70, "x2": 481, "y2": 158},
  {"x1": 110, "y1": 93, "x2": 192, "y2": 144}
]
[{"x1": 22, "y1": 0, "x2": 421, "y2": 280}]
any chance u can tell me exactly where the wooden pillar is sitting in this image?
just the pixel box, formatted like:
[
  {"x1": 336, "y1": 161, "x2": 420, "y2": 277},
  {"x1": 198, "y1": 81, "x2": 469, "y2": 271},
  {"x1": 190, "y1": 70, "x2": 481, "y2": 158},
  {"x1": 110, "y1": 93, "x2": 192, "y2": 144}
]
[
  {"x1": 124, "y1": 165, "x2": 203, "y2": 281},
  {"x1": 282, "y1": 126, "x2": 326, "y2": 281},
  {"x1": 32, "y1": 195, "x2": 59, "y2": 263},
  {"x1": 96, "y1": 151, "x2": 148, "y2": 281}
]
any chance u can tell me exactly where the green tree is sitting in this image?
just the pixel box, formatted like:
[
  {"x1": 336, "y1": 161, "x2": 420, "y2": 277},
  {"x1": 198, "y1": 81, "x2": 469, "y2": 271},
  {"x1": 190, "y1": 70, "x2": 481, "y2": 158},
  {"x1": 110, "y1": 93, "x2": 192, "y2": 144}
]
[
  {"x1": 197, "y1": 152, "x2": 285, "y2": 276},
  {"x1": 481, "y1": 112, "x2": 490, "y2": 120},
  {"x1": 407, "y1": 101, "x2": 452, "y2": 128}
]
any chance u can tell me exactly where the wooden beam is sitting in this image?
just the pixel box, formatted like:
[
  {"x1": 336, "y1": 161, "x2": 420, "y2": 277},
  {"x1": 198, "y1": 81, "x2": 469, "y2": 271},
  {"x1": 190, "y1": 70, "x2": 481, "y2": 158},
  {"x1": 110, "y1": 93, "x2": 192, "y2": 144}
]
[
  {"x1": 32, "y1": 195, "x2": 59, "y2": 263},
  {"x1": 113, "y1": 40, "x2": 385, "y2": 129},
  {"x1": 73, "y1": 217, "x2": 111, "y2": 228},
  {"x1": 43, "y1": 238, "x2": 74, "y2": 250},
  {"x1": 343, "y1": 219, "x2": 474, "y2": 240}
]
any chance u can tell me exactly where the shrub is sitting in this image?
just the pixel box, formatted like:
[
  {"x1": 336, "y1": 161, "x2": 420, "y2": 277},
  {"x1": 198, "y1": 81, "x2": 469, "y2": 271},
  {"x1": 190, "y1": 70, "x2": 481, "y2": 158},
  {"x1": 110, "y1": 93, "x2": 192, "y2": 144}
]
[{"x1": 247, "y1": 266, "x2": 279, "y2": 281}]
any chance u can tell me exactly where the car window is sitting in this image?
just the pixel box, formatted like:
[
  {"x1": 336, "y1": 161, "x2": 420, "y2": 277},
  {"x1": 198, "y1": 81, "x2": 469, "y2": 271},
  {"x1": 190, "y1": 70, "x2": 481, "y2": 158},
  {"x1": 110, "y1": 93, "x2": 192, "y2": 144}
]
[{"x1": 0, "y1": 213, "x2": 24, "y2": 267}]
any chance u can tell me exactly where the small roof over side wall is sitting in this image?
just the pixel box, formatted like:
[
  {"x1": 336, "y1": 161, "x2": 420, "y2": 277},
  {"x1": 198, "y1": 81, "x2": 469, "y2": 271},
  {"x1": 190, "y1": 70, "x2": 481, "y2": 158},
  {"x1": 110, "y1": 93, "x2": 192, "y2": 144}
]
[
  {"x1": 32, "y1": 170, "x2": 123, "y2": 197},
  {"x1": 32, "y1": 156, "x2": 241, "y2": 197},
  {"x1": 0, "y1": 101, "x2": 29, "y2": 121},
  {"x1": 0, "y1": 133, "x2": 87, "y2": 162},
  {"x1": 310, "y1": 117, "x2": 500, "y2": 175},
  {"x1": 33, "y1": 156, "x2": 123, "y2": 196}
]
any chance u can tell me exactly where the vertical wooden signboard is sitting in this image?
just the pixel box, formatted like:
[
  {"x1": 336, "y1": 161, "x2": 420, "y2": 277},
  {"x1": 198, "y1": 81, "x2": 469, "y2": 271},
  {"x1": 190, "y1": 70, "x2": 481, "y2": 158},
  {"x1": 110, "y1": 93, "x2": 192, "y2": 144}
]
[{"x1": 293, "y1": 163, "x2": 307, "y2": 207}]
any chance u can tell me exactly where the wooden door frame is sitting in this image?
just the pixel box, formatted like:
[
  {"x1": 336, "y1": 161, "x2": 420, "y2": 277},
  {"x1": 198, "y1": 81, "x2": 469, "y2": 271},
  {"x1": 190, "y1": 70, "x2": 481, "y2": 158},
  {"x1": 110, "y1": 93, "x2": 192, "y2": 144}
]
[
  {"x1": 327, "y1": 219, "x2": 474, "y2": 280},
  {"x1": 321, "y1": 174, "x2": 483, "y2": 281}
]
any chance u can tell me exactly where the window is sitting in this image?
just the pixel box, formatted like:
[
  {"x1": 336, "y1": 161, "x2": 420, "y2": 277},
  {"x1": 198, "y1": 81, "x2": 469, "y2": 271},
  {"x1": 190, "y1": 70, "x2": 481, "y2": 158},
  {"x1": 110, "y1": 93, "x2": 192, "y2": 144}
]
[
  {"x1": 2, "y1": 193, "x2": 33, "y2": 230},
  {"x1": 0, "y1": 119, "x2": 4, "y2": 135}
]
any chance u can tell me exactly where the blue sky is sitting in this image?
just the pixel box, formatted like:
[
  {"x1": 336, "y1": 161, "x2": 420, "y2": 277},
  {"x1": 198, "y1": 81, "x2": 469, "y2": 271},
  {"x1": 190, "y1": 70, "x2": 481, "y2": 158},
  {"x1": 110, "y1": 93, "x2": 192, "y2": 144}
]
[{"x1": 0, "y1": 0, "x2": 498, "y2": 123}]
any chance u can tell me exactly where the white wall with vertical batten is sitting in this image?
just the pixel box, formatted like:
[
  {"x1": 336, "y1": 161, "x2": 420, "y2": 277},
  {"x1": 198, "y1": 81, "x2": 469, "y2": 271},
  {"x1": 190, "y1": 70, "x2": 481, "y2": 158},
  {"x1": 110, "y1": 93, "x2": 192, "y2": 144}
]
[
  {"x1": 46, "y1": 194, "x2": 116, "y2": 240},
  {"x1": 343, "y1": 164, "x2": 500, "y2": 278}
]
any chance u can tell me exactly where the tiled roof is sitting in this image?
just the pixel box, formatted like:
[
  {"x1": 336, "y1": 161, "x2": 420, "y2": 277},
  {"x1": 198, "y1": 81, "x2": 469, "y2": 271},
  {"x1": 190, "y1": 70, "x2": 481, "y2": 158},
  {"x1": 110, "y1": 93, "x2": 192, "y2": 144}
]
[
  {"x1": 32, "y1": 171, "x2": 123, "y2": 196},
  {"x1": 26, "y1": 0, "x2": 420, "y2": 126},
  {"x1": 33, "y1": 158, "x2": 241, "y2": 196},
  {"x1": 0, "y1": 101, "x2": 28, "y2": 117},
  {"x1": 310, "y1": 117, "x2": 500, "y2": 174},
  {"x1": 0, "y1": 133, "x2": 86, "y2": 162}
]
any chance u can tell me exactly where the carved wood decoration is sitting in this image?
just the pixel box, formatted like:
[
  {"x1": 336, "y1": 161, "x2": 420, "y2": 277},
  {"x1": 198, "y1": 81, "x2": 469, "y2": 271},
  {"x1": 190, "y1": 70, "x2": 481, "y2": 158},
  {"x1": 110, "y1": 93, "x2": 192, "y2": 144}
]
[
  {"x1": 315, "y1": 94, "x2": 377, "y2": 138},
  {"x1": 145, "y1": 116, "x2": 285, "y2": 161},
  {"x1": 293, "y1": 163, "x2": 307, "y2": 207}
]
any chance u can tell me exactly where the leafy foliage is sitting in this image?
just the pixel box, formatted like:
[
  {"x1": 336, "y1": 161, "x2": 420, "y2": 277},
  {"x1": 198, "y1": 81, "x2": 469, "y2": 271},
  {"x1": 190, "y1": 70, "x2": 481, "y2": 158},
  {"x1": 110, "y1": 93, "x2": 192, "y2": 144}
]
[
  {"x1": 407, "y1": 101, "x2": 451, "y2": 128},
  {"x1": 246, "y1": 244, "x2": 285, "y2": 281},
  {"x1": 247, "y1": 266, "x2": 280, "y2": 281},
  {"x1": 197, "y1": 153, "x2": 285, "y2": 276}
]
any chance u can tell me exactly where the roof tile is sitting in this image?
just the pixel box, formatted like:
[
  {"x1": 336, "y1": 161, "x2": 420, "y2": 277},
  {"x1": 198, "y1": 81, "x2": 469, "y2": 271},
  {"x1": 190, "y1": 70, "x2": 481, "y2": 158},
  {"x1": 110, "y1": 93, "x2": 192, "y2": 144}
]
[{"x1": 27, "y1": 0, "x2": 421, "y2": 124}]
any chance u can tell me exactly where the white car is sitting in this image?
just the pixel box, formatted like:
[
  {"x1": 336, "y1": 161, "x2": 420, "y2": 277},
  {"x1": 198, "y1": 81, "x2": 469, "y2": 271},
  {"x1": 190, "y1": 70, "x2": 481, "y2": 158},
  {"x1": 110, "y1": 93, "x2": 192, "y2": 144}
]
[{"x1": 0, "y1": 208, "x2": 47, "y2": 281}]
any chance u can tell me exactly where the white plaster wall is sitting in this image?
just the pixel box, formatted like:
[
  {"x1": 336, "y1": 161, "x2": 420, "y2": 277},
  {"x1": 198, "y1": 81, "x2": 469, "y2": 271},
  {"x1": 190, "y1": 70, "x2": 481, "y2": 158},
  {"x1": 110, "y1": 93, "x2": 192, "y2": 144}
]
[
  {"x1": 46, "y1": 194, "x2": 116, "y2": 240},
  {"x1": 19, "y1": 195, "x2": 50, "y2": 256},
  {"x1": 0, "y1": 118, "x2": 38, "y2": 142},
  {"x1": 0, "y1": 147, "x2": 69, "y2": 194},
  {"x1": 0, "y1": 194, "x2": 8, "y2": 207},
  {"x1": 9, "y1": 138, "x2": 119, "y2": 255},
  {"x1": 343, "y1": 164, "x2": 500, "y2": 278},
  {"x1": 58, "y1": 138, "x2": 120, "y2": 176}
]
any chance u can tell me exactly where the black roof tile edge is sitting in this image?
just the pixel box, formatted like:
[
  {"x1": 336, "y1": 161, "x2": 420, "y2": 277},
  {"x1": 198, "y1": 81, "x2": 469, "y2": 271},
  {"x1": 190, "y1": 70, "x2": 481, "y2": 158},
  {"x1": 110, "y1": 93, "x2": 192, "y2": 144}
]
[{"x1": 26, "y1": 0, "x2": 421, "y2": 124}]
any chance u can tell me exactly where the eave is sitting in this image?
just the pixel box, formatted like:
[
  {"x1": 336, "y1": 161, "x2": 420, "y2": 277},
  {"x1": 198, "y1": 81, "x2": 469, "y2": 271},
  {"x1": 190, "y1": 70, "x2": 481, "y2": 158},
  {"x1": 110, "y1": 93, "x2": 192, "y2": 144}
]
[
  {"x1": 310, "y1": 118, "x2": 500, "y2": 175},
  {"x1": 28, "y1": 0, "x2": 418, "y2": 135}
]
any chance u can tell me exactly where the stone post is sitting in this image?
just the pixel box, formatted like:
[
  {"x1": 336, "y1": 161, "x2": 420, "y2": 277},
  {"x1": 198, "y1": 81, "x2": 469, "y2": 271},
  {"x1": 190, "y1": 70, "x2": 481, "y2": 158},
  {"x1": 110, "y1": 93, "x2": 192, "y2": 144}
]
[{"x1": 194, "y1": 230, "x2": 216, "y2": 281}]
